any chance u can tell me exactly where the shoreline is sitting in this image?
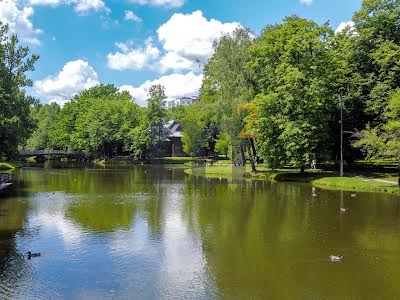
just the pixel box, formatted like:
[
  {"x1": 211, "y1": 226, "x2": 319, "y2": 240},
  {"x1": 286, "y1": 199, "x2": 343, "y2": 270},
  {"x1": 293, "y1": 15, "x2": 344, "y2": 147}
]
[{"x1": 185, "y1": 166, "x2": 400, "y2": 195}]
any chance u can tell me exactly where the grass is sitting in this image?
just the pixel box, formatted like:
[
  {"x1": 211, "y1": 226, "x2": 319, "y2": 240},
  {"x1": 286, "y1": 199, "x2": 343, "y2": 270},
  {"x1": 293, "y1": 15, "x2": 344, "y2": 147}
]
[
  {"x1": 162, "y1": 157, "x2": 195, "y2": 164},
  {"x1": 185, "y1": 165, "x2": 400, "y2": 194},
  {"x1": 0, "y1": 162, "x2": 16, "y2": 171}
]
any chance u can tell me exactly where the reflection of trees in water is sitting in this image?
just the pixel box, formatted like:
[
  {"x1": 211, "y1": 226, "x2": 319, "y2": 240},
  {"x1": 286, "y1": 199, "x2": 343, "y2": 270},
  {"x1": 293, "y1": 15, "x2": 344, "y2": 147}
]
[
  {"x1": 67, "y1": 196, "x2": 137, "y2": 233},
  {"x1": 63, "y1": 167, "x2": 182, "y2": 235},
  {"x1": 181, "y1": 179, "x2": 400, "y2": 298},
  {"x1": 0, "y1": 197, "x2": 30, "y2": 297}
]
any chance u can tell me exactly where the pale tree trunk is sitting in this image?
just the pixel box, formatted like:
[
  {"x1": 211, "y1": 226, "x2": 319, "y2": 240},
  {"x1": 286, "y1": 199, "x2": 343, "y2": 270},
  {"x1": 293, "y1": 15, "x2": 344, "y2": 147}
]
[
  {"x1": 247, "y1": 139, "x2": 256, "y2": 172},
  {"x1": 240, "y1": 145, "x2": 246, "y2": 166}
]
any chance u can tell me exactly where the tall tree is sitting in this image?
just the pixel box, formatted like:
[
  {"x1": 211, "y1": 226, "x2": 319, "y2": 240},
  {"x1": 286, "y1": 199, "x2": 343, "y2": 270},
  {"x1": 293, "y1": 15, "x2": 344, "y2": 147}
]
[
  {"x1": 146, "y1": 84, "x2": 167, "y2": 158},
  {"x1": 26, "y1": 103, "x2": 60, "y2": 150},
  {"x1": 354, "y1": 89, "x2": 400, "y2": 187},
  {"x1": 200, "y1": 28, "x2": 255, "y2": 166},
  {"x1": 0, "y1": 22, "x2": 39, "y2": 159},
  {"x1": 248, "y1": 17, "x2": 337, "y2": 171},
  {"x1": 51, "y1": 84, "x2": 142, "y2": 158}
]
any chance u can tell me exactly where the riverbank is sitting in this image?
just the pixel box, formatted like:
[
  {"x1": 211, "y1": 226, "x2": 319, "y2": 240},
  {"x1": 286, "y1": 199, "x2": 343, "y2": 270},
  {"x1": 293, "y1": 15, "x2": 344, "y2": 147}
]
[
  {"x1": 185, "y1": 166, "x2": 400, "y2": 194},
  {"x1": 0, "y1": 162, "x2": 17, "y2": 171}
]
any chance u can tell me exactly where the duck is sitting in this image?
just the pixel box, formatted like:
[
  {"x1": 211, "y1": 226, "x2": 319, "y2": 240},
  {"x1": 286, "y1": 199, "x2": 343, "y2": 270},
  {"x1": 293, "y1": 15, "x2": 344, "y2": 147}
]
[
  {"x1": 351, "y1": 194, "x2": 356, "y2": 198},
  {"x1": 340, "y1": 207, "x2": 347, "y2": 213},
  {"x1": 329, "y1": 255, "x2": 343, "y2": 262},
  {"x1": 27, "y1": 251, "x2": 41, "y2": 260}
]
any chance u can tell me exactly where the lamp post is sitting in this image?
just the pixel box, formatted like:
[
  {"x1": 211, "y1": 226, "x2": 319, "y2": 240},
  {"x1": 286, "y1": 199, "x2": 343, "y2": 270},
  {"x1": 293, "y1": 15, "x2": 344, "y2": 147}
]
[{"x1": 337, "y1": 94, "x2": 344, "y2": 177}]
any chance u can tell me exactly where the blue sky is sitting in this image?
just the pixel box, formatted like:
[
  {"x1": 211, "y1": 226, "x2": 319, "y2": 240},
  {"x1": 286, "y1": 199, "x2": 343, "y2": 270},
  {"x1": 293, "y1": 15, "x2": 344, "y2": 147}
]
[{"x1": 0, "y1": 0, "x2": 362, "y2": 106}]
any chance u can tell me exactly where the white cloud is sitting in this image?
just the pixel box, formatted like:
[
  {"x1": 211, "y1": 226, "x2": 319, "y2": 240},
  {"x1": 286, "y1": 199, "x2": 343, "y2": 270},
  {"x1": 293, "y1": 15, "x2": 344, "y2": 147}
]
[
  {"x1": 33, "y1": 59, "x2": 100, "y2": 105},
  {"x1": 107, "y1": 10, "x2": 241, "y2": 73},
  {"x1": 120, "y1": 72, "x2": 203, "y2": 107},
  {"x1": 29, "y1": 0, "x2": 108, "y2": 14},
  {"x1": 130, "y1": 0, "x2": 185, "y2": 8},
  {"x1": 159, "y1": 51, "x2": 197, "y2": 73},
  {"x1": 0, "y1": 0, "x2": 42, "y2": 45},
  {"x1": 124, "y1": 10, "x2": 142, "y2": 23},
  {"x1": 107, "y1": 38, "x2": 160, "y2": 71},
  {"x1": 157, "y1": 10, "x2": 240, "y2": 67},
  {"x1": 300, "y1": 0, "x2": 313, "y2": 5},
  {"x1": 335, "y1": 21, "x2": 355, "y2": 34}
]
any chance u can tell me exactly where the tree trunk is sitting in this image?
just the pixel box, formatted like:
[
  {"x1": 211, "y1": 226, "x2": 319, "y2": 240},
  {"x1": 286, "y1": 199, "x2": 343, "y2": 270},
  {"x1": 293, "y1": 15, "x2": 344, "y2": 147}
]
[
  {"x1": 240, "y1": 144, "x2": 246, "y2": 166},
  {"x1": 247, "y1": 139, "x2": 256, "y2": 172},
  {"x1": 398, "y1": 164, "x2": 400, "y2": 188},
  {"x1": 300, "y1": 165, "x2": 305, "y2": 174},
  {"x1": 250, "y1": 138, "x2": 257, "y2": 162}
]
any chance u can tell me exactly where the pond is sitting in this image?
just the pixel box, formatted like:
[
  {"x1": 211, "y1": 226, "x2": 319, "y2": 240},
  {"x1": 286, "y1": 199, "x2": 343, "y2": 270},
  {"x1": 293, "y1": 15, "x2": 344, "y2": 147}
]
[{"x1": 1, "y1": 166, "x2": 400, "y2": 299}]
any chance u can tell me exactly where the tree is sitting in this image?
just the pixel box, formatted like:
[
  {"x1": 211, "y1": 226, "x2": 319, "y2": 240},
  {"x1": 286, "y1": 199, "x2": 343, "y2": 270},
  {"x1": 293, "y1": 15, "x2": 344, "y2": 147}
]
[
  {"x1": 0, "y1": 22, "x2": 39, "y2": 159},
  {"x1": 351, "y1": 0, "x2": 400, "y2": 122},
  {"x1": 200, "y1": 28, "x2": 255, "y2": 165},
  {"x1": 51, "y1": 85, "x2": 143, "y2": 158},
  {"x1": 215, "y1": 132, "x2": 230, "y2": 158},
  {"x1": 354, "y1": 90, "x2": 400, "y2": 187},
  {"x1": 146, "y1": 84, "x2": 167, "y2": 158},
  {"x1": 26, "y1": 103, "x2": 60, "y2": 150},
  {"x1": 248, "y1": 17, "x2": 337, "y2": 172},
  {"x1": 181, "y1": 100, "x2": 218, "y2": 157}
]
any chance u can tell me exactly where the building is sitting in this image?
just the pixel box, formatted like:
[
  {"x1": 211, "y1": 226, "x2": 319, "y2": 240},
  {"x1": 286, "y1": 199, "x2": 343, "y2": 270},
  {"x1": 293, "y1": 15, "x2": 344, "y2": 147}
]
[
  {"x1": 164, "y1": 120, "x2": 186, "y2": 157},
  {"x1": 164, "y1": 96, "x2": 199, "y2": 109}
]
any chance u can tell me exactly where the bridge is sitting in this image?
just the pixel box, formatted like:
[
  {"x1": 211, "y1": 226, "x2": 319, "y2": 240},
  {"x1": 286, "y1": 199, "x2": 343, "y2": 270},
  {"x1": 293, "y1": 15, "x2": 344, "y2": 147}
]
[
  {"x1": 20, "y1": 150, "x2": 88, "y2": 159},
  {"x1": 0, "y1": 173, "x2": 12, "y2": 191}
]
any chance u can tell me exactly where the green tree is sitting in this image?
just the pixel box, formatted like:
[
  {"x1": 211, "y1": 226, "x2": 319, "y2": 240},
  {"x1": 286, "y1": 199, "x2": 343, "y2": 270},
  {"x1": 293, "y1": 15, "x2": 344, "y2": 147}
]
[
  {"x1": 0, "y1": 22, "x2": 39, "y2": 159},
  {"x1": 249, "y1": 17, "x2": 337, "y2": 171},
  {"x1": 215, "y1": 132, "x2": 231, "y2": 157},
  {"x1": 354, "y1": 90, "x2": 400, "y2": 187},
  {"x1": 51, "y1": 84, "x2": 143, "y2": 158},
  {"x1": 351, "y1": 0, "x2": 400, "y2": 121},
  {"x1": 201, "y1": 28, "x2": 255, "y2": 166},
  {"x1": 26, "y1": 103, "x2": 60, "y2": 150},
  {"x1": 146, "y1": 84, "x2": 167, "y2": 158}
]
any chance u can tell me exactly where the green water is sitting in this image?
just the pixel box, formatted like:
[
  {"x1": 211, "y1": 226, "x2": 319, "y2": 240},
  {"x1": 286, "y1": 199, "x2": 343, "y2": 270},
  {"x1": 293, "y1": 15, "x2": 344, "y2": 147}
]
[{"x1": 1, "y1": 166, "x2": 400, "y2": 299}]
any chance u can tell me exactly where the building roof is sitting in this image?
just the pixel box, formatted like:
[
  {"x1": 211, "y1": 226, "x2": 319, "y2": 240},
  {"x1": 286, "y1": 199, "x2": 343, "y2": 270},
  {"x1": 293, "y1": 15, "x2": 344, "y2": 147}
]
[{"x1": 165, "y1": 120, "x2": 183, "y2": 138}]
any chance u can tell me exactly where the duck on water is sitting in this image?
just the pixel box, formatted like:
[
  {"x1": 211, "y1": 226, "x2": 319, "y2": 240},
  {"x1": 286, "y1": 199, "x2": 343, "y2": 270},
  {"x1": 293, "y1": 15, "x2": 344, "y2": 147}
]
[{"x1": 27, "y1": 251, "x2": 41, "y2": 260}]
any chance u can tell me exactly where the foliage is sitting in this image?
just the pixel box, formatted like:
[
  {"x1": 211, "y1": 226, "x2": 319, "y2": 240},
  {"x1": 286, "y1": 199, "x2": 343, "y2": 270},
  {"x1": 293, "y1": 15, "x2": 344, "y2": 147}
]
[
  {"x1": 146, "y1": 84, "x2": 167, "y2": 158},
  {"x1": 0, "y1": 22, "x2": 39, "y2": 160},
  {"x1": 354, "y1": 90, "x2": 400, "y2": 162},
  {"x1": 181, "y1": 100, "x2": 218, "y2": 157},
  {"x1": 26, "y1": 103, "x2": 60, "y2": 150},
  {"x1": 249, "y1": 17, "x2": 337, "y2": 169},
  {"x1": 215, "y1": 132, "x2": 231, "y2": 157},
  {"x1": 50, "y1": 84, "x2": 142, "y2": 157},
  {"x1": 200, "y1": 28, "x2": 255, "y2": 160}
]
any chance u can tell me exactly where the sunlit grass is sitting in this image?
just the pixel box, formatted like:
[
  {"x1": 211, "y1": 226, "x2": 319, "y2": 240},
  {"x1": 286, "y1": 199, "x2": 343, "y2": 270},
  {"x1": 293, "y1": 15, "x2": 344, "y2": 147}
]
[{"x1": 185, "y1": 165, "x2": 400, "y2": 194}]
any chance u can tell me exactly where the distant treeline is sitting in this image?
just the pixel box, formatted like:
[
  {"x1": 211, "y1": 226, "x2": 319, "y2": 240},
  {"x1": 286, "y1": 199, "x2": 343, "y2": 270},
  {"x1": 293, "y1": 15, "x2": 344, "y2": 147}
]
[{"x1": 1, "y1": 0, "x2": 399, "y2": 170}]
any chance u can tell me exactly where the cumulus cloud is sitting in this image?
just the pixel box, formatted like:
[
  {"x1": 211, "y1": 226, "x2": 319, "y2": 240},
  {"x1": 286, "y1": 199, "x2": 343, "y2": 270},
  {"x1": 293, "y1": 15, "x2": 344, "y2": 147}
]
[
  {"x1": 0, "y1": 0, "x2": 42, "y2": 45},
  {"x1": 33, "y1": 59, "x2": 100, "y2": 105},
  {"x1": 300, "y1": 0, "x2": 313, "y2": 5},
  {"x1": 107, "y1": 10, "x2": 240, "y2": 73},
  {"x1": 157, "y1": 10, "x2": 240, "y2": 68},
  {"x1": 335, "y1": 21, "x2": 355, "y2": 34},
  {"x1": 130, "y1": 0, "x2": 185, "y2": 8},
  {"x1": 124, "y1": 10, "x2": 142, "y2": 23},
  {"x1": 29, "y1": 0, "x2": 108, "y2": 14},
  {"x1": 107, "y1": 38, "x2": 160, "y2": 71},
  {"x1": 119, "y1": 72, "x2": 203, "y2": 107}
]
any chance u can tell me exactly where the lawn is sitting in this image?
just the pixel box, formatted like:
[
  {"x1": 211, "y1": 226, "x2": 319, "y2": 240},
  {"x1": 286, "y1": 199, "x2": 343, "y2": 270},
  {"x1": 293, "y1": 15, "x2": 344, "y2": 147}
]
[{"x1": 185, "y1": 165, "x2": 400, "y2": 194}]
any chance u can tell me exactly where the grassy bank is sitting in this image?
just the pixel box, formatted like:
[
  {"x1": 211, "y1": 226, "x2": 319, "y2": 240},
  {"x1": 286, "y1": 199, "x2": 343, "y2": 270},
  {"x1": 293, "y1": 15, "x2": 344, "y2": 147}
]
[
  {"x1": 0, "y1": 162, "x2": 17, "y2": 171},
  {"x1": 185, "y1": 165, "x2": 400, "y2": 194}
]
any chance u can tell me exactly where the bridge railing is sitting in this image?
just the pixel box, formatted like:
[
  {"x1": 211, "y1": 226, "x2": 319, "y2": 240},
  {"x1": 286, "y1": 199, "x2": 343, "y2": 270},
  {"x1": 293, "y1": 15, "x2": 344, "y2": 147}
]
[{"x1": 20, "y1": 150, "x2": 86, "y2": 157}]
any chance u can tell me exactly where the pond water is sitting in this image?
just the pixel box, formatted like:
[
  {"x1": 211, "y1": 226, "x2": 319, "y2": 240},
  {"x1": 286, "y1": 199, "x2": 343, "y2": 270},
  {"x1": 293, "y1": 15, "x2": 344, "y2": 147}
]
[{"x1": 1, "y1": 166, "x2": 400, "y2": 299}]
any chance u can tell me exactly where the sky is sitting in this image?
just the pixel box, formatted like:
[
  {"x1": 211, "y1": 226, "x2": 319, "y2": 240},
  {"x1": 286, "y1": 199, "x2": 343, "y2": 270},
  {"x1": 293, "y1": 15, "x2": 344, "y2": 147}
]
[{"x1": 0, "y1": 0, "x2": 362, "y2": 106}]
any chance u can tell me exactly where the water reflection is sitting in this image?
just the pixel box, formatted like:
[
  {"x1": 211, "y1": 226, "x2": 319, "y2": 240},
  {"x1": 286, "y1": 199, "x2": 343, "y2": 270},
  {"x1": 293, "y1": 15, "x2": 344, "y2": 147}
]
[{"x1": 0, "y1": 167, "x2": 400, "y2": 298}]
